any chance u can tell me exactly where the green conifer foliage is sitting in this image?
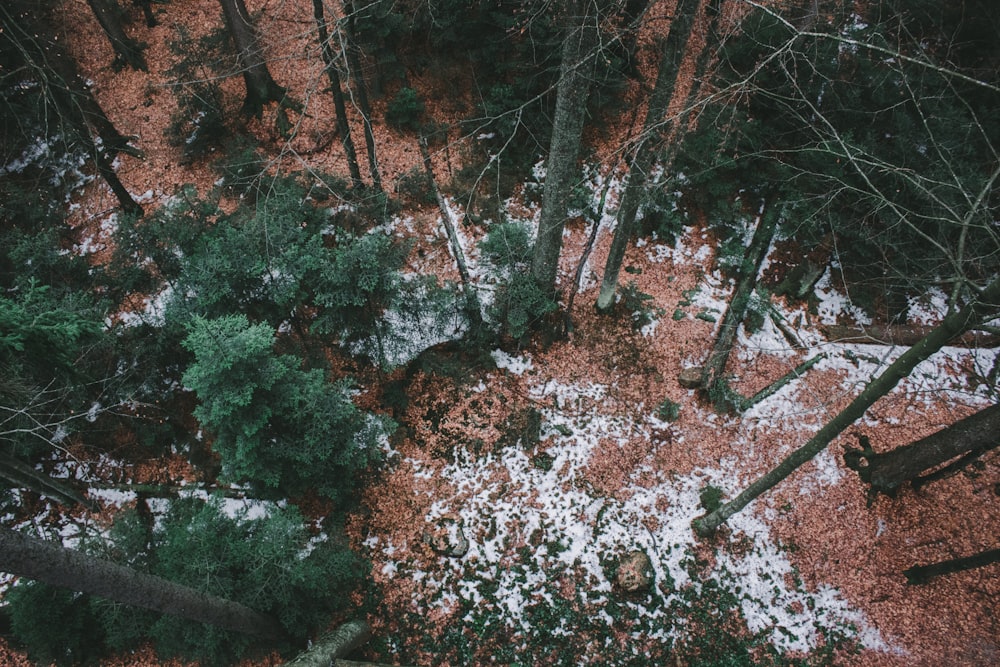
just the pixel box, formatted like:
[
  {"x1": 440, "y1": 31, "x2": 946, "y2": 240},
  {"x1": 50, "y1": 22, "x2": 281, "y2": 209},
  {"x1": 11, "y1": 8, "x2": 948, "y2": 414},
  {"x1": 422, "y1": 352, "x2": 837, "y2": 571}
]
[{"x1": 181, "y1": 314, "x2": 383, "y2": 500}]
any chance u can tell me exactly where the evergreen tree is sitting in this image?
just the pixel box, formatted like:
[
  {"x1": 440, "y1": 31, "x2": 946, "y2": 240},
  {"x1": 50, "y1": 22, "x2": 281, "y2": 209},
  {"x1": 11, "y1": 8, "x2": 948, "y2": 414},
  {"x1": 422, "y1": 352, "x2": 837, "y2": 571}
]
[{"x1": 181, "y1": 314, "x2": 382, "y2": 500}]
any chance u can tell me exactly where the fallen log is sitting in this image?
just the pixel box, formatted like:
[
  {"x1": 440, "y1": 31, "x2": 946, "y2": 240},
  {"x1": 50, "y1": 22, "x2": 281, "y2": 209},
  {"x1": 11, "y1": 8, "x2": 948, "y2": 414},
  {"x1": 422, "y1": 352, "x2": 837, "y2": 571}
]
[
  {"x1": 904, "y1": 548, "x2": 1000, "y2": 585},
  {"x1": 820, "y1": 324, "x2": 1000, "y2": 348},
  {"x1": 845, "y1": 403, "x2": 1000, "y2": 496},
  {"x1": 280, "y1": 620, "x2": 371, "y2": 667}
]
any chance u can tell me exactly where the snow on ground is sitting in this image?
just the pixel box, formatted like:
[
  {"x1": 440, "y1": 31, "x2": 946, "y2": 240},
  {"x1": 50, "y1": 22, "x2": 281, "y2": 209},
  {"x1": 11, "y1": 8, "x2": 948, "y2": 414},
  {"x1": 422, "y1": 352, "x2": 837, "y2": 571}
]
[{"x1": 365, "y1": 367, "x2": 888, "y2": 662}]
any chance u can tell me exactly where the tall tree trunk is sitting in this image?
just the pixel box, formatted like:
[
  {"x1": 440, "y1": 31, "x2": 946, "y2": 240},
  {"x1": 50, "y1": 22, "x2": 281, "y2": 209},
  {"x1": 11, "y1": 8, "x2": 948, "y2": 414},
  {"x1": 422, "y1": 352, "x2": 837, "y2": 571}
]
[
  {"x1": 0, "y1": 528, "x2": 283, "y2": 638},
  {"x1": 596, "y1": 0, "x2": 703, "y2": 312},
  {"x1": 530, "y1": 0, "x2": 598, "y2": 296},
  {"x1": 904, "y1": 548, "x2": 1000, "y2": 585},
  {"x1": 312, "y1": 0, "x2": 363, "y2": 188},
  {"x1": 342, "y1": 0, "x2": 382, "y2": 193},
  {"x1": 693, "y1": 276, "x2": 1000, "y2": 536},
  {"x1": 218, "y1": 0, "x2": 285, "y2": 115},
  {"x1": 86, "y1": 0, "x2": 147, "y2": 71},
  {"x1": 660, "y1": 0, "x2": 725, "y2": 170},
  {"x1": 845, "y1": 402, "x2": 1000, "y2": 496},
  {"x1": 419, "y1": 138, "x2": 483, "y2": 327},
  {"x1": 699, "y1": 199, "x2": 779, "y2": 407},
  {"x1": 0, "y1": 0, "x2": 142, "y2": 214}
]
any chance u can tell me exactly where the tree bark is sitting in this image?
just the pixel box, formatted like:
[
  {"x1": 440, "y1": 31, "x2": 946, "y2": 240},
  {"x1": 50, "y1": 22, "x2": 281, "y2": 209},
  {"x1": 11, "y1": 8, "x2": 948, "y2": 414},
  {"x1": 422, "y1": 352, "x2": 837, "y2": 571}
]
[
  {"x1": 904, "y1": 548, "x2": 1000, "y2": 585},
  {"x1": 845, "y1": 402, "x2": 1000, "y2": 496},
  {"x1": 0, "y1": 528, "x2": 283, "y2": 638},
  {"x1": 693, "y1": 276, "x2": 1000, "y2": 536},
  {"x1": 134, "y1": 0, "x2": 157, "y2": 28},
  {"x1": 0, "y1": 454, "x2": 95, "y2": 510},
  {"x1": 659, "y1": 0, "x2": 725, "y2": 170},
  {"x1": 530, "y1": 0, "x2": 598, "y2": 296},
  {"x1": 342, "y1": 0, "x2": 383, "y2": 193},
  {"x1": 419, "y1": 137, "x2": 483, "y2": 327},
  {"x1": 279, "y1": 620, "x2": 371, "y2": 666},
  {"x1": 596, "y1": 0, "x2": 702, "y2": 312},
  {"x1": 1, "y1": 2, "x2": 143, "y2": 213},
  {"x1": 699, "y1": 200, "x2": 779, "y2": 407},
  {"x1": 218, "y1": 0, "x2": 285, "y2": 115},
  {"x1": 86, "y1": 0, "x2": 147, "y2": 71},
  {"x1": 312, "y1": 0, "x2": 363, "y2": 188},
  {"x1": 820, "y1": 324, "x2": 1000, "y2": 348}
]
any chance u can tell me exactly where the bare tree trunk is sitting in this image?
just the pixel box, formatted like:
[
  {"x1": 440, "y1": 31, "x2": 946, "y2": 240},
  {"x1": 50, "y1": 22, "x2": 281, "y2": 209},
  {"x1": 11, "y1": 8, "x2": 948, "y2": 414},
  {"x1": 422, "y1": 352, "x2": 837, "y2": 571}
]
[
  {"x1": 596, "y1": 0, "x2": 704, "y2": 312},
  {"x1": 86, "y1": 0, "x2": 147, "y2": 71},
  {"x1": 904, "y1": 548, "x2": 1000, "y2": 585},
  {"x1": 134, "y1": 0, "x2": 157, "y2": 28},
  {"x1": 419, "y1": 137, "x2": 483, "y2": 327},
  {"x1": 0, "y1": 528, "x2": 283, "y2": 638},
  {"x1": 693, "y1": 276, "x2": 1000, "y2": 536},
  {"x1": 218, "y1": 0, "x2": 285, "y2": 115},
  {"x1": 313, "y1": 0, "x2": 363, "y2": 188},
  {"x1": 11, "y1": 5, "x2": 143, "y2": 213},
  {"x1": 699, "y1": 200, "x2": 779, "y2": 407},
  {"x1": 845, "y1": 402, "x2": 1000, "y2": 496},
  {"x1": 530, "y1": 0, "x2": 598, "y2": 296},
  {"x1": 660, "y1": 0, "x2": 725, "y2": 170},
  {"x1": 342, "y1": 0, "x2": 382, "y2": 193}
]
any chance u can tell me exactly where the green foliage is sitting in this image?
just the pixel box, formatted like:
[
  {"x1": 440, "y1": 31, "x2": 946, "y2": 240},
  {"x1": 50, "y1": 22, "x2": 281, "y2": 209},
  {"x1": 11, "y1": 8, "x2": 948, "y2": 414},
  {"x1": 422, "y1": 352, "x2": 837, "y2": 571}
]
[
  {"x1": 213, "y1": 139, "x2": 267, "y2": 198},
  {"x1": 181, "y1": 314, "x2": 384, "y2": 500},
  {"x1": 385, "y1": 87, "x2": 425, "y2": 131},
  {"x1": 656, "y1": 398, "x2": 681, "y2": 422},
  {"x1": 0, "y1": 281, "x2": 102, "y2": 374},
  {"x1": 312, "y1": 231, "x2": 409, "y2": 349},
  {"x1": 116, "y1": 497, "x2": 362, "y2": 662},
  {"x1": 699, "y1": 484, "x2": 725, "y2": 513},
  {"x1": 6, "y1": 582, "x2": 106, "y2": 666},
  {"x1": 618, "y1": 281, "x2": 664, "y2": 330},
  {"x1": 682, "y1": 4, "x2": 1000, "y2": 308},
  {"x1": 743, "y1": 289, "x2": 772, "y2": 335},
  {"x1": 7, "y1": 499, "x2": 365, "y2": 667},
  {"x1": 479, "y1": 222, "x2": 557, "y2": 340}
]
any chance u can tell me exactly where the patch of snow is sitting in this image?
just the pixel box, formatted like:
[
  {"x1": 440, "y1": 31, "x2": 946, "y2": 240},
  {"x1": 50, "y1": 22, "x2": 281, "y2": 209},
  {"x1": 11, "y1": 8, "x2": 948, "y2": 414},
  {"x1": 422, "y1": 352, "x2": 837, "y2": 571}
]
[
  {"x1": 491, "y1": 349, "x2": 533, "y2": 375},
  {"x1": 814, "y1": 268, "x2": 872, "y2": 325}
]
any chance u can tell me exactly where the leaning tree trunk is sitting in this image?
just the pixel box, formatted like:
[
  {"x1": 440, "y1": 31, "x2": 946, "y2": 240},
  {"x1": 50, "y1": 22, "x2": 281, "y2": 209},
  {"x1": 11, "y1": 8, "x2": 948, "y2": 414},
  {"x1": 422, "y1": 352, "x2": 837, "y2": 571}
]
[
  {"x1": 218, "y1": 0, "x2": 285, "y2": 115},
  {"x1": 597, "y1": 0, "x2": 703, "y2": 313},
  {"x1": 530, "y1": 0, "x2": 598, "y2": 296},
  {"x1": 845, "y1": 402, "x2": 1000, "y2": 496},
  {"x1": 699, "y1": 199, "x2": 779, "y2": 407},
  {"x1": 342, "y1": 0, "x2": 382, "y2": 193},
  {"x1": 86, "y1": 0, "x2": 147, "y2": 71},
  {"x1": 693, "y1": 276, "x2": 1000, "y2": 536},
  {"x1": 312, "y1": 0, "x2": 363, "y2": 188},
  {"x1": 0, "y1": 528, "x2": 283, "y2": 638},
  {"x1": 904, "y1": 547, "x2": 1000, "y2": 585}
]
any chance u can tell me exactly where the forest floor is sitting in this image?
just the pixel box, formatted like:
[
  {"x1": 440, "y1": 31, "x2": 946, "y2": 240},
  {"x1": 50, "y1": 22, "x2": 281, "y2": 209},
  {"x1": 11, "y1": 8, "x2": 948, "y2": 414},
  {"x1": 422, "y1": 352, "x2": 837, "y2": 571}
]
[{"x1": 3, "y1": 0, "x2": 998, "y2": 665}]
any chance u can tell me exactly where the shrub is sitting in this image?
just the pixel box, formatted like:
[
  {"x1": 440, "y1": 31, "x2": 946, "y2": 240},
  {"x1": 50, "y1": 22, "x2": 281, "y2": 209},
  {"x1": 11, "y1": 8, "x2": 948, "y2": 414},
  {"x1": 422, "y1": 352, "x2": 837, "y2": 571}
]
[
  {"x1": 479, "y1": 222, "x2": 557, "y2": 341},
  {"x1": 656, "y1": 398, "x2": 681, "y2": 422},
  {"x1": 699, "y1": 484, "x2": 725, "y2": 513},
  {"x1": 386, "y1": 87, "x2": 424, "y2": 131},
  {"x1": 619, "y1": 280, "x2": 664, "y2": 330}
]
